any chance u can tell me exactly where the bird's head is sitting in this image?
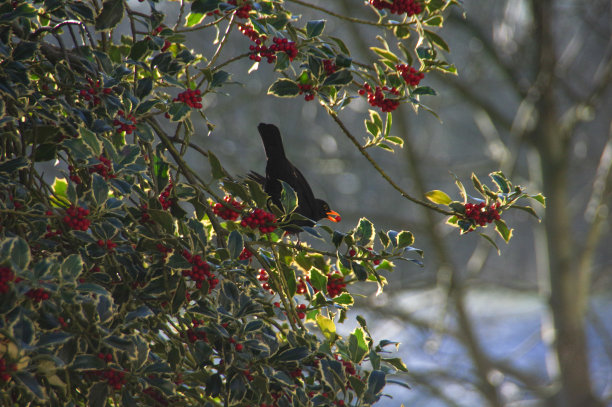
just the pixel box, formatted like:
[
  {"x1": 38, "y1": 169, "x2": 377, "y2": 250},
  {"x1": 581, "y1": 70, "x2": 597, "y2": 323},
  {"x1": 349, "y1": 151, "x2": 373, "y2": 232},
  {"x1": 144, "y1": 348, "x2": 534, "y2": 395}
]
[{"x1": 316, "y1": 199, "x2": 341, "y2": 223}]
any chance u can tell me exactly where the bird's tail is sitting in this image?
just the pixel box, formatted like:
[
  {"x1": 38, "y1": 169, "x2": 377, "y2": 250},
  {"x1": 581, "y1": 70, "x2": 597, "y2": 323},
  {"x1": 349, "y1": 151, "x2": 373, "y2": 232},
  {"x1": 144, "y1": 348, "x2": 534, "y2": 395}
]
[{"x1": 257, "y1": 123, "x2": 286, "y2": 160}]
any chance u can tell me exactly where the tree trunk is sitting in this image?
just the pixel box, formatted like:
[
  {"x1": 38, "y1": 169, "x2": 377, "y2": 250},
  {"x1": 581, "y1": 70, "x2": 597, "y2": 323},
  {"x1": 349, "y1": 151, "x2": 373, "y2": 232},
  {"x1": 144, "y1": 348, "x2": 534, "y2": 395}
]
[{"x1": 531, "y1": 1, "x2": 602, "y2": 406}]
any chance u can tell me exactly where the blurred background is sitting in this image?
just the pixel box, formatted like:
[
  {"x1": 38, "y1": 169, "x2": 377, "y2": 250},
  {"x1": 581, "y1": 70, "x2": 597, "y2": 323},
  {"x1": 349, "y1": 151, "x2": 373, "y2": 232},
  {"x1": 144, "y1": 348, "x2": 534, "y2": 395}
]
[{"x1": 153, "y1": 0, "x2": 612, "y2": 405}]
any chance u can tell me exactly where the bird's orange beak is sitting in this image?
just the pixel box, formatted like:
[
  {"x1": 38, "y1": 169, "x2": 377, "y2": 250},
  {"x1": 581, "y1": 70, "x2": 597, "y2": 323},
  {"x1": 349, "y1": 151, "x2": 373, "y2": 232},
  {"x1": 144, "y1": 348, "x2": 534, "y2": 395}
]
[{"x1": 326, "y1": 210, "x2": 341, "y2": 223}]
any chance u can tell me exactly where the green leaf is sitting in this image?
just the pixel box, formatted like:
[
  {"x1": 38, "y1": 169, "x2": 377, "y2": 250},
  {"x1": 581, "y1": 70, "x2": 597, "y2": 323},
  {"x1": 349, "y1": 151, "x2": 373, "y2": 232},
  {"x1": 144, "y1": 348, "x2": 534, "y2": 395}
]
[
  {"x1": 72, "y1": 355, "x2": 105, "y2": 370},
  {"x1": 88, "y1": 381, "x2": 109, "y2": 407},
  {"x1": 191, "y1": 0, "x2": 220, "y2": 14},
  {"x1": 424, "y1": 30, "x2": 450, "y2": 52},
  {"x1": 129, "y1": 39, "x2": 150, "y2": 61},
  {"x1": 136, "y1": 99, "x2": 160, "y2": 115},
  {"x1": 95, "y1": 0, "x2": 124, "y2": 31},
  {"x1": 494, "y1": 219, "x2": 512, "y2": 243},
  {"x1": 355, "y1": 218, "x2": 374, "y2": 246},
  {"x1": 370, "y1": 46, "x2": 399, "y2": 63},
  {"x1": 322, "y1": 69, "x2": 353, "y2": 86},
  {"x1": 208, "y1": 151, "x2": 227, "y2": 180},
  {"x1": 333, "y1": 292, "x2": 354, "y2": 305},
  {"x1": 186, "y1": 12, "x2": 206, "y2": 27},
  {"x1": 172, "y1": 277, "x2": 186, "y2": 313},
  {"x1": 16, "y1": 372, "x2": 45, "y2": 400},
  {"x1": 365, "y1": 119, "x2": 380, "y2": 137},
  {"x1": 267, "y1": 79, "x2": 300, "y2": 97},
  {"x1": 77, "y1": 283, "x2": 111, "y2": 297},
  {"x1": 80, "y1": 129, "x2": 102, "y2": 156},
  {"x1": 383, "y1": 357, "x2": 408, "y2": 372},
  {"x1": 385, "y1": 136, "x2": 403, "y2": 146},
  {"x1": 479, "y1": 233, "x2": 500, "y2": 254},
  {"x1": 306, "y1": 19, "x2": 325, "y2": 38},
  {"x1": 348, "y1": 327, "x2": 368, "y2": 364},
  {"x1": 0, "y1": 157, "x2": 28, "y2": 174},
  {"x1": 282, "y1": 265, "x2": 297, "y2": 298},
  {"x1": 316, "y1": 314, "x2": 336, "y2": 341},
  {"x1": 136, "y1": 78, "x2": 153, "y2": 99},
  {"x1": 280, "y1": 181, "x2": 298, "y2": 214},
  {"x1": 365, "y1": 370, "x2": 386, "y2": 401},
  {"x1": 309, "y1": 268, "x2": 327, "y2": 293},
  {"x1": 168, "y1": 102, "x2": 191, "y2": 122},
  {"x1": 63, "y1": 138, "x2": 94, "y2": 161},
  {"x1": 490, "y1": 171, "x2": 510, "y2": 193},
  {"x1": 37, "y1": 332, "x2": 73, "y2": 348},
  {"x1": 61, "y1": 254, "x2": 83, "y2": 283},
  {"x1": 125, "y1": 305, "x2": 154, "y2": 323},
  {"x1": 425, "y1": 190, "x2": 452, "y2": 205},
  {"x1": 412, "y1": 86, "x2": 437, "y2": 96},
  {"x1": 211, "y1": 70, "x2": 230, "y2": 88},
  {"x1": 228, "y1": 231, "x2": 243, "y2": 259},
  {"x1": 91, "y1": 174, "x2": 109, "y2": 206},
  {"x1": 12, "y1": 41, "x2": 37, "y2": 61},
  {"x1": 148, "y1": 209, "x2": 175, "y2": 233},
  {"x1": 397, "y1": 231, "x2": 414, "y2": 248},
  {"x1": 529, "y1": 193, "x2": 546, "y2": 207},
  {"x1": 276, "y1": 346, "x2": 309, "y2": 362},
  {"x1": 471, "y1": 173, "x2": 485, "y2": 195},
  {"x1": 8, "y1": 236, "x2": 30, "y2": 270}
]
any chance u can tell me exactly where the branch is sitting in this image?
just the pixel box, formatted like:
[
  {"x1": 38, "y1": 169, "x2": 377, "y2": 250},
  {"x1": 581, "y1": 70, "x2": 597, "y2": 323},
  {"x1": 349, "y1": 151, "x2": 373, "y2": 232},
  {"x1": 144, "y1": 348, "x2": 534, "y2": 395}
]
[{"x1": 327, "y1": 110, "x2": 453, "y2": 216}]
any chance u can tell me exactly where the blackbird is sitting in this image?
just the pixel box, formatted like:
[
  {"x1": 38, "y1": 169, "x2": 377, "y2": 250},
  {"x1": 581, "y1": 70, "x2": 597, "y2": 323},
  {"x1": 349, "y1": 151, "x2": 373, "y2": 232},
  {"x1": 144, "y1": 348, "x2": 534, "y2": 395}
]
[{"x1": 249, "y1": 123, "x2": 340, "y2": 228}]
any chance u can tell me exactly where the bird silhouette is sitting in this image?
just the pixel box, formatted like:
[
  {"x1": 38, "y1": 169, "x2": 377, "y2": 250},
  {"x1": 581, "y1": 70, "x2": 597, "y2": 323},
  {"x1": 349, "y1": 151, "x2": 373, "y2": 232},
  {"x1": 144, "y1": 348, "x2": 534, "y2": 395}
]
[{"x1": 249, "y1": 123, "x2": 340, "y2": 228}]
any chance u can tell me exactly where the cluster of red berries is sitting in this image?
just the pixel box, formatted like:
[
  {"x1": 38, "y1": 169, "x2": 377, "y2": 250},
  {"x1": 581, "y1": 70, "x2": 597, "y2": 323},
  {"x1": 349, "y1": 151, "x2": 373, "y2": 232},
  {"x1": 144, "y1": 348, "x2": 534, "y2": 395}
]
[
  {"x1": 90, "y1": 155, "x2": 115, "y2": 180},
  {"x1": 212, "y1": 196, "x2": 243, "y2": 221},
  {"x1": 63, "y1": 206, "x2": 91, "y2": 231},
  {"x1": 139, "y1": 203, "x2": 153, "y2": 224},
  {"x1": 370, "y1": 0, "x2": 422, "y2": 16},
  {"x1": 155, "y1": 243, "x2": 173, "y2": 260},
  {"x1": 249, "y1": 37, "x2": 298, "y2": 63},
  {"x1": 366, "y1": 248, "x2": 381, "y2": 265},
  {"x1": 270, "y1": 37, "x2": 298, "y2": 61},
  {"x1": 68, "y1": 165, "x2": 82, "y2": 184},
  {"x1": 26, "y1": 288, "x2": 50, "y2": 302},
  {"x1": 240, "y1": 208, "x2": 277, "y2": 233},
  {"x1": 97, "y1": 352, "x2": 113, "y2": 363},
  {"x1": 464, "y1": 202, "x2": 501, "y2": 226},
  {"x1": 257, "y1": 269, "x2": 274, "y2": 294},
  {"x1": 159, "y1": 181, "x2": 174, "y2": 210},
  {"x1": 239, "y1": 247, "x2": 253, "y2": 260},
  {"x1": 97, "y1": 239, "x2": 117, "y2": 252},
  {"x1": 57, "y1": 316, "x2": 68, "y2": 328},
  {"x1": 79, "y1": 78, "x2": 112, "y2": 106},
  {"x1": 359, "y1": 84, "x2": 400, "y2": 112},
  {"x1": 238, "y1": 23, "x2": 263, "y2": 43},
  {"x1": 185, "y1": 319, "x2": 208, "y2": 343},
  {"x1": 0, "y1": 357, "x2": 17, "y2": 382},
  {"x1": 150, "y1": 26, "x2": 172, "y2": 52},
  {"x1": 228, "y1": 0, "x2": 251, "y2": 18},
  {"x1": 323, "y1": 59, "x2": 337, "y2": 75},
  {"x1": 174, "y1": 89, "x2": 202, "y2": 109},
  {"x1": 243, "y1": 369, "x2": 254, "y2": 382},
  {"x1": 248, "y1": 44, "x2": 277, "y2": 63},
  {"x1": 298, "y1": 84, "x2": 317, "y2": 101},
  {"x1": 113, "y1": 110, "x2": 137, "y2": 135},
  {"x1": 326, "y1": 273, "x2": 347, "y2": 298},
  {"x1": 296, "y1": 275, "x2": 310, "y2": 295},
  {"x1": 228, "y1": 337, "x2": 244, "y2": 351},
  {"x1": 296, "y1": 303, "x2": 307, "y2": 319},
  {"x1": 98, "y1": 369, "x2": 127, "y2": 390},
  {"x1": 396, "y1": 64, "x2": 424, "y2": 87},
  {"x1": 182, "y1": 250, "x2": 218, "y2": 291},
  {"x1": 0, "y1": 267, "x2": 15, "y2": 294}
]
